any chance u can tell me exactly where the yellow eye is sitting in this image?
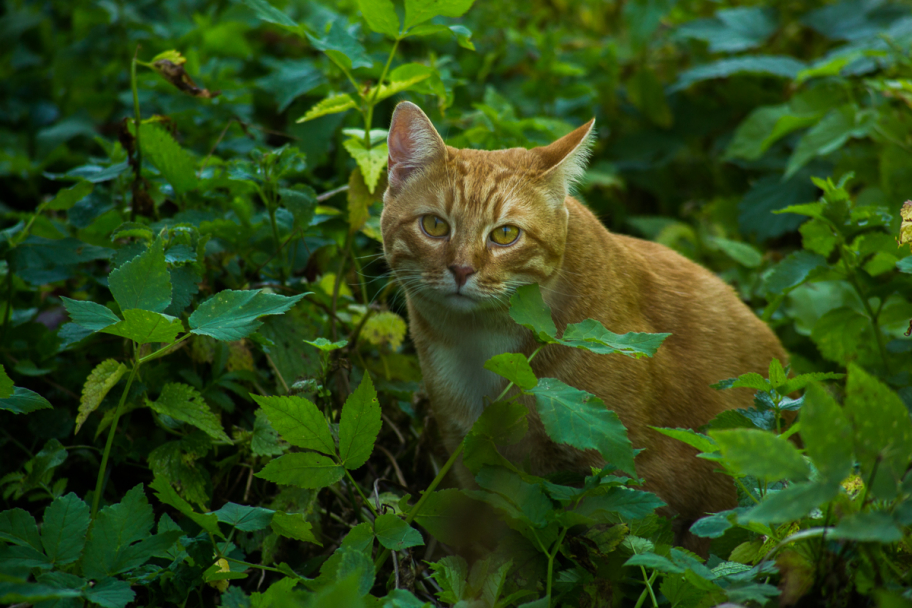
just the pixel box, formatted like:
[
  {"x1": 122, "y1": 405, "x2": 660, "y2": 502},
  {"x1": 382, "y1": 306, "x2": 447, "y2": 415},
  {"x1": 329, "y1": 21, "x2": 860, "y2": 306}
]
[
  {"x1": 490, "y1": 225, "x2": 520, "y2": 245},
  {"x1": 420, "y1": 215, "x2": 450, "y2": 238}
]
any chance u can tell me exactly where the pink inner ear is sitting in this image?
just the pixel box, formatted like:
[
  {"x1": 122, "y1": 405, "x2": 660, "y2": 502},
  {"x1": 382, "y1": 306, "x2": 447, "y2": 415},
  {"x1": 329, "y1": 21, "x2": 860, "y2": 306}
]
[{"x1": 388, "y1": 124, "x2": 414, "y2": 168}]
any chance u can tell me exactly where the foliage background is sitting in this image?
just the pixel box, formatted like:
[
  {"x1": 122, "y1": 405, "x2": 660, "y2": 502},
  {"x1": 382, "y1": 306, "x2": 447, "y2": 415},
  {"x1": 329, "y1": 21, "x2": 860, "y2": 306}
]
[{"x1": 1, "y1": 0, "x2": 912, "y2": 606}]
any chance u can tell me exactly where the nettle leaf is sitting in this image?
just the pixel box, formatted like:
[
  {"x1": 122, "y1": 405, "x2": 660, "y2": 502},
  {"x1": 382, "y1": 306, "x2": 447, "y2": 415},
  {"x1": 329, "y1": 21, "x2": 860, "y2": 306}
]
[
  {"x1": 484, "y1": 353, "x2": 538, "y2": 390},
  {"x1": 768, "y1": 359, "x2": 786, "y2": 389},
  {"x1": 576, "y1": 487, "x2": 665, "y2": 521},
  {"x1": 46, "y1": 181, "x2": 94, "y2": 211},
  {"x1": 188, "y1": 289, "x2": 307, "y2": 341},
  {"x1": 139, "y1": 123, "x2": 198, "y2": 195},
  {"x1": 297, "y1": 93, "x2": 358, "y2": 123},
  {"x1": 560, "y1": 319, "x2": 670, "y2": 358},
  {"x1": 0, "y1": 508, "x2": 42, "y2": 551},
  {"x1": 845, "y1": 364, "x2": 912, "y2": 498},
  {"x1": 357, "y1": 0, "x2": 400, "y2": 37},
  {"x1": 83, "y1": 577, "x2": 135, "y2": 608},
  {"x1": 711, "y1": 373, "x2": 771, "y2": 392},
  {"x1": 529, "y1": 378, "x2": 636, "y2": 476},
  {"x1": 338, "y1": 374, "x2": 381, "y2": 469},
  {"x1": 101, "y1": 309, "x2": 184, "y2": 344},
  {"x1": 256, "y1": 452, "x2": 345, "y2": 489},
  {"x1": 404, "y1": 0, "x2": 475, "y2": 30},
  {"x1": 709, "y1": 428, "x2": 809, "y2": 483},
  {"x1": 82, "y1": 485, "x2": 154, "y2": 579},
  {"x1": 61, "y1": 297, "x2": 120, "y2": 332},
  {"x1": 509, "y1": 284, "x2": 557, "y2": 343},
  {"x1": 213, "y1": 503, "x2": 274, "y2": 532},
  {"x1": 108, "y1": 239, "x2": 172, "y2": 313},
  {"x1": 763, "y1": 251, "x2": 826, "y2": 296},
  {"x1": 374, "y1": 514, "x2": 424, "y2": 550},
  {"x1": 304, "y1": 337, "x2": 349, "y2": 352},
  {"x1": 343, "y1": 139, "x2": 388, "y2": 194},
  {"x1": 0, "y1": 387, "x2": 52, "y2": 414},
  {"x1": 0, "y1": 364, "x2": 13, "y2": 399},
  {"x1": 472, "y1": 466, "x2": 553, "y2": 528},
  {"x1": 41, "y1": 493, "x2": 90, "y2": 566},
  {"x1": 252, "y1": 394, "x2": 335, "y2": 455},
  {"x1": 147, "y1": 383, "x2": 230, "y2": 442},
  {"x1": 369, "y1": 63, "x2": 435, "y2": 102},
  {"x1": 149, "y1": 475, "x2": 223, "y2": 538},
  {"x1": 307, "y1": 20, "x2": 373, "y2": 71},
  {"x1": 651, "y1": 427, "x2": 718, "y2": 454},
  {"x1": 801, "y1": 383, "x2": 853, "y2": 482},
  {"x1": 76, "y1": 359, "x2": 127, "y2": 434},
  {"x1": 779, "y1": 371, "x2": 844, "y2": 395},
  {"x1": 271, "y1": 512, "x2": 321, "y2": 545},
  {"x1": 241, "y1": 0, "x2": 299, "y2": 29}
]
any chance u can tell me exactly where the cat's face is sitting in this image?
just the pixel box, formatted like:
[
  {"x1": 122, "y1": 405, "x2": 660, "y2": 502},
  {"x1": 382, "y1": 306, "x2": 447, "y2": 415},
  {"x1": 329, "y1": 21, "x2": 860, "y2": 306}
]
[{"x1": 381, "y1": 102, "x2": 594, "y2": 314}]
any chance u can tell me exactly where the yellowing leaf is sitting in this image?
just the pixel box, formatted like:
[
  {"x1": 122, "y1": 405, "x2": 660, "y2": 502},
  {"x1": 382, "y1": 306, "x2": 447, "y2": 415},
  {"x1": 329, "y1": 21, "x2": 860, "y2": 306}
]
[
  {"x1": 76, "y1": 360, "x2": 127, "y2": 434},
  {"x1": 348, "y1": 168, "x2": 372, "y2": 234},
  {"x1": 342, "y1": 139, "x2": 388, "y2": 194},
  {"x1": 150, "y1": 50, "x2": 220, "y2": 99},
  {"x1": 361, "y1": 311, "x2": 407, "y2": 350},
  {"x1": 898, "y1": 200, "x2": 912, "y2": 251},
  {"x1": 296, "y1": 93, "x2": 357, "y2": 123}
]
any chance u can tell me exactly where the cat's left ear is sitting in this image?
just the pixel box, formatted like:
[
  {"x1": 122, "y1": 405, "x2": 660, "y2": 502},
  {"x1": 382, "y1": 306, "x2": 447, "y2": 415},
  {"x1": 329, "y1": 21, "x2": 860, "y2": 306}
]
[{"x1": 535, "y1": 119, "x2": 595, "y2": 200}]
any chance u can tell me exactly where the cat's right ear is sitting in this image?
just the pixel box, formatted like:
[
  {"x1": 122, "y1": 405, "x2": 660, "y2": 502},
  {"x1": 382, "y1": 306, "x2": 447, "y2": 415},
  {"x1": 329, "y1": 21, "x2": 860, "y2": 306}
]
[{"x1": 387, "y1": 102, "x2": 446, "y2": 190}]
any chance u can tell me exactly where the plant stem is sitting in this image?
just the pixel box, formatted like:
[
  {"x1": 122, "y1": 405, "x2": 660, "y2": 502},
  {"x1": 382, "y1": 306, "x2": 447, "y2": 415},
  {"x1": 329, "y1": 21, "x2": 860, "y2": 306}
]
[
  {"x1": 735, "y1": 476, "x2": 760, "y2": 504},
  {"x1": 545, "y1": 527, "x2": 569, "y2": 604},
  {"x1": 363, "y1": 37, "x2": 401, "y2": 148},
  {"x1": 130, "y1": 48, "x2": 143, "y2": 222},
  {"x1": 92, "y1": 360, "x2": 140, "y2": 518},
  {"x1": 639, "y1": 567, "x2": 659, "y2": 608},
  {"x1": 329, "y1": 232, "x2": 352, "y2": 341},
  {"x1": 494, "y1": 345, "x2": 543, "y2": 402},
  {"x1": 138, "y1": 333, "x2": 191, "y2": 364},
  {"x1": 344, "y1": 468, "x2": 378, "y2": 517}
]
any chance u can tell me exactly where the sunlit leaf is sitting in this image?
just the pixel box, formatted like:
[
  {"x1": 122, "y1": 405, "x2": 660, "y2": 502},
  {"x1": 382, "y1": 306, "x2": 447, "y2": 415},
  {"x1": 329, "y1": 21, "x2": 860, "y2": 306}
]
[{"x1": 76, "y1": 359, "x2": 127, "y2": 433}]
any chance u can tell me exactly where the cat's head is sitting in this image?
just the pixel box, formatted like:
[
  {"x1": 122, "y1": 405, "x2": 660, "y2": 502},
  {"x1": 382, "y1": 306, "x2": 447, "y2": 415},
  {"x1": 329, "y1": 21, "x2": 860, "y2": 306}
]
[{"x1": 381, "y1": 101, "x2": 594, "y2": 314}]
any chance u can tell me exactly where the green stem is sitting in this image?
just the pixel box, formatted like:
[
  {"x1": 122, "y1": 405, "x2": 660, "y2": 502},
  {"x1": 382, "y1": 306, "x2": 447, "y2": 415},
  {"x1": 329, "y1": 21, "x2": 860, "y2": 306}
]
[
  {"x1": 735, "y1": 476, "x2": 760, "y2": 505},
  {"x1": 0, "y1": 266, "x2": 12, "y2": 345},
  {"x1": 344, "y1": 468, "x2": 378, "y2": 517},
  {"x1": 638, "y1": 568, "x2": 659, "y2": 608},
  {"x1": 494, "y1": 346, "x2": 543, "y2": 402},
  {"x1": 130, "y1": 49, "x2": 143, "y2": 222},
  {"x1": 92, "y1": 360, "x2": 140, "y2": 518},
  {"x1": 364, "y1": 37, "x2": 401, "y2": 148},
  {"x1": 545, "y1": 527, "x2": 569, "y2": 604},
  {"x1": 329, "y1": 232, "x2": 352, "y2": 341},
  {"x1": 267, "y1": 206, "x2": 287, "y2": 286},
  {"x1": 138, "y1": 333, "x2": 192, "y2": 364}
]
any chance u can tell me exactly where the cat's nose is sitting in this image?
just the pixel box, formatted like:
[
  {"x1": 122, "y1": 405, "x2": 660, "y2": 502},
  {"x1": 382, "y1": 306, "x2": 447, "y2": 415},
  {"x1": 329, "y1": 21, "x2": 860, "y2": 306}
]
[{"x1": 449, "y1": 265, "x2": 475, "y2": 288}]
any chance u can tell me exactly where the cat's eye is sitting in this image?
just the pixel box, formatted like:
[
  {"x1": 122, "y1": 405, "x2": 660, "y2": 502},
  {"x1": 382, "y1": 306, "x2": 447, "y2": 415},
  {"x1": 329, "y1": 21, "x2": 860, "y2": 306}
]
[
  {"x1": 490, "y1": 225, "x2": 521, "y2": 246},
  {"x1": 420, "y1": 215, "x2": 450, "y2": 238}
]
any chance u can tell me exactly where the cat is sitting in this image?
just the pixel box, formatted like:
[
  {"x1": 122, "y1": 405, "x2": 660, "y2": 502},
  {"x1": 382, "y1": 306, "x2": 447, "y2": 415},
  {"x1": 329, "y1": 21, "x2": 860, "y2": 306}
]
[{"x1": 380, "y1": 101, "x2": 787, "y2": 550}]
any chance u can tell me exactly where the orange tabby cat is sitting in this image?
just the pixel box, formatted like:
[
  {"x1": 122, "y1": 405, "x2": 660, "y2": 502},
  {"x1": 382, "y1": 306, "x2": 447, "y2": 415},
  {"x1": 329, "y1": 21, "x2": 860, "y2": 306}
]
[{"x1": 380, "y1": 101, "x2": 787, "y2": 545}]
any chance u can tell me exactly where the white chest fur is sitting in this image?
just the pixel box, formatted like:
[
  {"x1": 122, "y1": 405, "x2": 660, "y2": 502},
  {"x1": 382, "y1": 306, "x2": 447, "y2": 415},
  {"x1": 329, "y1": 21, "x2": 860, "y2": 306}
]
[{"x1": 422, "y1": 324, "x2": 522, "y2": 435}]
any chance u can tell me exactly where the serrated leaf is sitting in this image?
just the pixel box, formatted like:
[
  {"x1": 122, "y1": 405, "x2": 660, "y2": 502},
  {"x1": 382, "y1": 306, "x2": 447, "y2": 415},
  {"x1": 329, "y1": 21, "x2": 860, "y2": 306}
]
[
  {"x1": 830, "y1": 511, "x2": 903, "y2": 543},
  {"x1": 801, "y1": 383, "x2": 853, "y2": 482},
  {"x1": 785, "y1": 105, "x2": 870, "y2": 179},
  {"x1": 241, "y1": 0, "x2": 299, "y2": 29},
  {"x1": 255, "y1": 452, "x2": 345, "y2": 488},
  {"x1": 625, "y1": 552, "x2": 684, "y2": 573},
  {"x1": 0, "y1": 582, "x2": 83, "y2": 603},
  {"x1": 357, "y1": 0, "x2": 400, "y2": 37},
  {"x1": 338, "y1": 374, "x2": 381, "y2": 469},
  {"x1": 368, "y1": 63, "x2": 435, "y2": 102},
  {"x1": 271, "y1": 512, "x2": 321, "y2": 545},
  {"x1": 509, "y1": 284, "x2": 557, "y2": 343},
  {"x1": 108, "y1": 239, "x2": 172, "y2": 313},
  {"x1": 470, "y1": 400, "x2": 529, "y2": 445},
  {"x1": 811, "y1": 307, "x2": 873, "y2": 366},
  {"x1": 0, "y1": 365, "x2": 12, "y2": 399},
  {"x1": 347, "y1": 166, "x2": 373, "y2": 233},
  {"x1": 149, "y1": 475, "x2": 223, "y2": 538},
  {"x1": 763, "y1": 251, "x2": 826, "y2": 295},
  {"x1": 778, "y1": 371, "x2": 844, "y2": 395},
  {"x1": 483, "y1": 353, "x2": 538, "y2": 390},
  {"x1": 709, "y1": 428, "x2": 809, "y2": 482},
  {"x1": 24, "y1": 439, "x2": 66, "y2": 489},
  {"x1": 189, "y1": 289, "x2": 307, "y2": 341},
  {"x1": 306, "y1": 21, "x2": 373, "y2": 71},
  {"x1": 651, "y1": 427, "x2": 718, "y2": 454},
  {"x1": 404, "y1": 0, "x2": 475, "y2": 30},
  {"x1": 147, "y1": 437, "x2": 211, "y2": 509},
  {"x1": 560, "y1": 319, "x2": 670, "y2": 358},
  {"x1": 252, "y1": 409, "x2": 284, "y2": 457},
  {"x1": 0, "y1": 508, "x2": 42, "y2": 551},
  {"x1": 83, "y1": 577, "x2": 135, "y2": 608},
  {"x1": 47, "y1": 181, "x2": 93, "y2": 211},
  {"x1": 690, "y1": 510, "x2": 736, "y2": 538},
  {"x1": 101, "y1": 309, "x2": 183, "y2": 344},
  {"x1": 374, "y1": 514, "x2": 424, "y2": 550},
  {"x1": 529, "y1": 378, "x2": 636, "y2": 476},
  {"x1": 343, "y1": 139, "x2": 388, "y2": 194},
  {"x1": 576, "y1": 487, "x2": 665, "y2": 521},
  {"x1": 296, "y1": 93, "x2": 357, "y2": 123},
  {"x1": 0, "y1": 387, "x2": 47, "y2": 415},
  {"x1": 768, "y1": 358, "x2": 786, "y2": 388},
  {"x1": 61, "y1": 297, "x2": 121, "y2": 332},
  {"x1": 253, "y1": 394, "x2": 335, "y2": 455},
  {"x1": 147, "y1": 383, "x2": 230, "y2": 442},
  {"x1": 41, "y1": 494, "x2": 90, "y2": 566},
  {"x1": 111, "y1": 221, "x2": 155, "y2": 242},
  {"x1": 280, "y1": 186, "x2": 317, "y2": 228},
  {"x1": 82, "y1": 485, "x2": 154, "y2": 579},
  {"x1": 472, "y1": 467, "x2": 553, "y2": 527},
  {"x1": 304, "y1": 337, "x2": 348, "y2": 352},
  {"x1": 213, "y1": 503, "x2": 274, "y2": 531},
  {"x1": 139, "y1": 123, "x2": 198, "y2": 194},
  {"x1": 361, "y1": 311, "x2": 407, "y2": 350}
]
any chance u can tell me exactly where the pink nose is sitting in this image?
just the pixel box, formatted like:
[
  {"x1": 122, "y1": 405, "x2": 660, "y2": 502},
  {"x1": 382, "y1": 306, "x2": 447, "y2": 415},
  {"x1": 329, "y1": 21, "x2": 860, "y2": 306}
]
[{"x1": 449, "y1": 265, "x2": 475, "y2": 288}]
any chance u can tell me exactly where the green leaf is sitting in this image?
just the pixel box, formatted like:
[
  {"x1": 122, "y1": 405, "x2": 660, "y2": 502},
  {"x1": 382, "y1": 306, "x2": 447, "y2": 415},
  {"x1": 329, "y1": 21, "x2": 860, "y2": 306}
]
[
  {"x1": 671, "y1": 55, "x2": 805, "y2": 92},
  {"x1": 800, "y1": 383, "x2": 853, "y2": 482},
  {"x1": 82, "y1": 485, "x2": 154, "y2": 579},
  {"x1": 241, "y1": 0, "x2": 299, "y2": 29},
  {"x1": 83, "y1": 577, "x2": 135, "y2": 608},
  {"x1": 768, "y1": 358, "x2": 786, "y2": 388},
  {"x1": 0, "y1": 582, "x2": 83, "y2": 604},
  {"x1": 845, "y1": 364, "x2": 912, "y2": 498},
  {"x1": 0, "y1": 508, "x2": 42, "y2": 551},
  {"x1": 404, "y1": 0, "x2": 475, "y2": 30},
  {"x1": 560, "y1": 319, "x2": 670, "y2": 358},
  {"x1": 77, "y1": 360, "x2": 127, "y2": 434},
  {"x1": 101, "y1": 309, "x2": 183, "y2": 344},
  {"x1": 529, "y1": 378, "x2": 636, "y2": 476},
  {"x1": 509, "y1": 284, "x2": 557, "y2": 343},
  {"x1": 213, "y1": 503, "x2": 274, "y2": 531},
  {"x1": 676, "y1": 7, "x2": 776, "y2": 53},
  {"x1": 252, "y1": 409, "x2": 284, "y2": 457},
  {"x1": 709, "y1": 428, "x2": 809, "y2": 483},
  {"x1": 0, "y1": 387, "x2": 52, "y2": 414},
  {"x1": 343, "y1": 139, "x2": 388, "y2": 194},
  {"x1": 412, "y1": 489, "x2": 476, "y2": 548},
  {"x1": 0, "y1": 544, "x2": 53, "y2": 572},
  {"x1": 705, "y1": 236, "x2": 763, "y2": 268},
  {"x1": 24, "y1": 439, "x2": 67, "y2": 490},
  {"x1": 147, "y1": 383, "x2": 231, "y2": 442},
  {"x1": 762, "y1": 251, "x2": 826, "y2": 295},
  {"x1": 357, "y1": 0, "x2": 400, "y2": 37},
  {"x1": 830, "y1": 511, "x2": 903, "y2": 543},
  {"x1": 139, "y1": 123, "x2": 198, "y2": 195},
  {"x1": 778, "y1": 371, "x2": 844, "y2": 395},
  {"x1": 483, "y1": 353, "x2": 538, "y2": 390},
  {"x1": 47, "y1": 181, "x2": 94, "y2": 211},
  {"x1": 338, "y1": 374, "x2": 381, "y2": 469},
  {"x1": 469, "y1": 400, "x2": 529, "y2": 445},
  {"x1": 651, "y1": 427, "x2": 717, "y2": 454},
  {"x1": 149, "y1": 475, "x2": 223, "y2": 538},
  {"x1": 472, "y1": 467, "x2": 553, "y2": 528},
  {"x1": 253, "y1": 394, "x2": 335, "y2": 455},
  {"x1": 811, "y1": 307, "x2": 873, "y2": 366},
  {"x1": 296, "y1": 94, "x2": 358, "y2": 123},
  {"x1": 61, "y1": 297, "x2": 121, "y2": 331},
  {"x1": 0, "y1": 365, "x2": 12, "y2": 399},
  {"x1": 255, "y1": 452, "x2": 345, "y2": 489},
  {"x1": 280, "y1": 186, "x2": 317, "y2": 229},
  {"x1": 271, "y1": 512, "x2": 321, "y2": 545},
  {"x1": 624, "y1": 553, "x2": 683, "y2": 573},
  {"x1": 189, "y1": 289, "x2": 307, "y2": 341},
  {"x1": 304, "y1": 337, "x2": 349, "y2": 352},
  {"x1": 575, "y1": 487, "x2": 665, "y2": 521},
  {"x1": 690, "y1": 510, "x2": 736, "y2": 538},
  {"x1": 725, "y1": 105, "x2": 790, "y2": 161},
  {"x1": 369, "y1": 63, "x2": 435, "y2": 103},
  {"x1": 374, "y1": 514, "x2": 424, "y2": 550},
  {"x1": 785, "y1": 105, "x2": 871, "y2": 179},
  {"x1": 307, "y1": 21, "x2": 373, "y2": 71},
  {"x1": 108, "y1": 239, "x2": 172, "y2": 313},
  {"x1": 41, "y1": 493, "x2": 90, "y2": 566}
]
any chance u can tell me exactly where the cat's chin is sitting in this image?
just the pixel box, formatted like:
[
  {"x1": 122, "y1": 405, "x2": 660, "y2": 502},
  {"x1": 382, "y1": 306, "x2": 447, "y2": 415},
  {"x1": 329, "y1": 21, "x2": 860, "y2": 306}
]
[{"x1": 442, "y1": 292, "x2": 480, "y2": 312}]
